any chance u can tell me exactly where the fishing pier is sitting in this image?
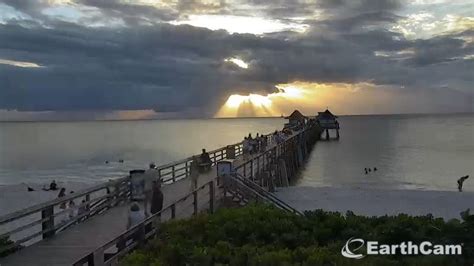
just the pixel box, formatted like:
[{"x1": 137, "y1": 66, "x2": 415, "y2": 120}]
[{"x1": 0, "y1": 111, "x2": 326, "y2": 266}]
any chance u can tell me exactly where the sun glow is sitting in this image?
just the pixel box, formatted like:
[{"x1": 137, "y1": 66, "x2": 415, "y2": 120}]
[
  {"x1": 171, "y1": 15, "x2": 308, "y2": 35},
  {"x1": 215, "y1": 85, "x2": 307, "y2": 117},
  {"x1": 215, "y1": 81, "x2": 390, "y2": 118}
]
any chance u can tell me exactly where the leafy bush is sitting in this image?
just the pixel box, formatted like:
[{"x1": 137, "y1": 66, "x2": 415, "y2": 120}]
[
  {"x1": 0, "y1": 236, "x2": 19, "y2": 257},
  {"x1": 122, "y1": 204, "x2": 474, "y2": 266}
]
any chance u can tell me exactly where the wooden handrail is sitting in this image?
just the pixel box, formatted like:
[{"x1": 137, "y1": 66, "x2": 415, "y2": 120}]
[
  {"x1": 0, "y1": 177, "x2": 129, "y2": 225},
  {"x1": 74, "y1": 180, "x2": 216, "y2": 265},
  {"x1": 2, "y1": 127, "x2": 297, "y2": 262}
]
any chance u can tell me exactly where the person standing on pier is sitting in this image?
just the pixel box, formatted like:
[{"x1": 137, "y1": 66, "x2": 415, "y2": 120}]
[
  {"x1": 190, "y1": 156, "x2": 199, "y2": 192},
  {"x1": 243, "y1": 137, "x2": 250, "y2": 160},
  {"x1": 151, "y1": 180, "x2": 164, "y2": 217},
  {"x1": 143, "y1": 163, "x2": 158, "y2": 216},
  {"x1": 58, "y1": 188, "x2": 67, "y2": 209}
]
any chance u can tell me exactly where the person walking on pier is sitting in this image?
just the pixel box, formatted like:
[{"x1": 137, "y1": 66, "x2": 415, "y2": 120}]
[{"x1": 457, "y1": 175, "x2": 469, "y2": 192}]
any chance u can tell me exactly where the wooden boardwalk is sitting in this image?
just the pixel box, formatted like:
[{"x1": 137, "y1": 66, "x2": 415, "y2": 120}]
[{"x1": 0, "y1": 159, "x2": 242, "y2": 266}]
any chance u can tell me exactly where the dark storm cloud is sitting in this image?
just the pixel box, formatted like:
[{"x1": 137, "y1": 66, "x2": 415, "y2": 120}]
[
  {"x1": 0, "y1": 0, "x2": 472, "y2": 115},
  {"x1": 77, "y1": 0, "x2": 179, "y2": 24},
  {"x1": 407, "y1": 32, "x2": 474, "y2": 66},
  {"x1": 244, "y1": 0, "x2": 403, "y2": 19}
]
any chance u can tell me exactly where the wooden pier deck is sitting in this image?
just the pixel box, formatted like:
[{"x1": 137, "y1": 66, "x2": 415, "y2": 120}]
[{"x1": 0, "y1": 161, "x2": 238, "y2": 266}]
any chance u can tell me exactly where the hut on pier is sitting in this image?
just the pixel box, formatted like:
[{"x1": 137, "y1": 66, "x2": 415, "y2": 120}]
[
  {"x1": 316, "y1": 109, "x2": 340, "y2": 140},
  {"x1": 284, "y1": 110, "x2": 307, "y2": 129}
]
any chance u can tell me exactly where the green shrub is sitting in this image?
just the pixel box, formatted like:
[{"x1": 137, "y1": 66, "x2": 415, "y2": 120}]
[
  {"x1": 0, "y1": 236, "x2": 19, "y2": 258},
  {"x1": 122, "y1": 204, "x2": 474, "y2": 266}
]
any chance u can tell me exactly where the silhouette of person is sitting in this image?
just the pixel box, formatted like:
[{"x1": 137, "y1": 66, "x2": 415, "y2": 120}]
[{"x1": 457, "y1": 175, "x2": 469, "y2": 192}]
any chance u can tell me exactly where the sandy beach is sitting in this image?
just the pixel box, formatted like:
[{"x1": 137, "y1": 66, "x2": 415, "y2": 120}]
[
  {"x1": 275, "y1": 186, "x2": 474, "y2": 220},
  {"x1": 0, "y1": 181, "x2": 99, "y2": 217}
]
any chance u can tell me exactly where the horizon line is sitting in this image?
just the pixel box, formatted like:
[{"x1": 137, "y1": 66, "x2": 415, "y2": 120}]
[{"x1": 0, "y1": 111, "x2": 472, "y2": 123}]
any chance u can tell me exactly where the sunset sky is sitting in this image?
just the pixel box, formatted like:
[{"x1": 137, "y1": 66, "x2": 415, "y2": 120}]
[{"x1": 0, "y1": 0, "x2": 472, "y2": 120}]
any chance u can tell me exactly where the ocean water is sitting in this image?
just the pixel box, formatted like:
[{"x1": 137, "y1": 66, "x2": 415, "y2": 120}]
[
  {"x1": 0, "y1": 118, "x2": 284, "y2": 185},
  {"x1": 297, "y1": 113, "x2": 474, "y2": 192},
  {"x1": 0, "y1": 114, "x2": 473, "y2": 191}
]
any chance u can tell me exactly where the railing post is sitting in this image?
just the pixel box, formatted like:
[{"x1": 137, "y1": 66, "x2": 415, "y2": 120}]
[
  {"x1": 193, "y1": 190, "x2": 198, "y2": 215},
  {"x1": 172, "y1": 165, "x2": 176, "y2": 182},
  {"x1": 41, "y1": 206, "x2": 55, "y2": 239},
  {"x1": 185, "y1": 161, "x2": 189, "y2": 177},
  {"x1": 209, "y1": 181, "x2": 215, "y2": 214},
  {"x1": 250, "y1": 159, "x2": 254, "y2": 180},
  {"x1": 93, "y1": 247, "x2": 105, "y2": 266},
  {"x1": 85, "y1": 193, "x2": 90, "y2": 210},
  {"x1": 171, "y1": 204, "x2": 176, "y2": 219}
]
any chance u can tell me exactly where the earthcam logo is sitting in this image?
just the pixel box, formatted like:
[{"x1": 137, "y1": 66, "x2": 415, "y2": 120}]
[
  {"x1": 341, "y1": 237, "x2": 462, "y2": 259},
  {"x1": 341, "y1": 238, "x2": 366, "y2": 259}
]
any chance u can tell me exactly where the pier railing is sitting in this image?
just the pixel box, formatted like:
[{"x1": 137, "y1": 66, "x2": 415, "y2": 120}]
[
  {"x1": 0, "y1": 141, "x2": 244, "y2": 253},
  {"x1": 0, "y1": 123, "x2": 320, "y2": 262},
  {"x1": 158, "y1": 143, "x2": 243, "y2": 184},
  {"x1": 74, "y1": 125, "x2": 315, "y2": 265},
  {"x1": 226, "y1": 173, "x2": 303, "y2": 215},
  {"x1": 0, "y1": 178, "x2": 130, "y2": 255},
  {"x1": 73, "y1": 179, "x2": 218, "y2": 266}
]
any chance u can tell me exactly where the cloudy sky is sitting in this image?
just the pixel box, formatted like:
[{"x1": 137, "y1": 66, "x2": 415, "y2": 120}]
[{"x1": 0, "y1": 0, "x2": 472, "y2": 120}]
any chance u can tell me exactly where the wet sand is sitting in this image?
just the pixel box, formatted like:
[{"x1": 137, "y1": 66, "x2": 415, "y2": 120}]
[{"x1": 275, "y1": 186, "x2": 474, "y2": 220}]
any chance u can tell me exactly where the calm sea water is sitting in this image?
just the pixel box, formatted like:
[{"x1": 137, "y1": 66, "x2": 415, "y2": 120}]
[
  {"x1": 0, "y1": 114, "x2": 473, "y2": 191},
  {"x1": 298, "y1": 113, "x2": 474, "y2": 191}
]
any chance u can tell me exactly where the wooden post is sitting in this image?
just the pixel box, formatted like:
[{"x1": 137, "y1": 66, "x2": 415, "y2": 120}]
[
  {"x1": 172, "y1": 165, "x2": 176, "y2": 182},
  {"x1": 41, "y1": 205, "x2": 55, "y2": 239},
  {"x1": 92, "y1": 247, "x2": 105, "y2": 266},
  {"x1": 193, "y1": 191, "x2": 198, "y2": 215},
  {"x1": 257, "y1": 156, "x2": 261, "y2": 182},
  {"x1": 209, "y1": 181, "x2": 215, "y2": 214},
  {"x1": 85, "y1": 193, "x2": 90, "y2": 211},
  {"x1": 171, "y1": 204, "x2": 176, "y2": 219},
  {"x1": 185, "y1": 161, "x2": 189, "y2": 177},
  {"x1": 250, "y1": 159, "x2": 254, "y2": 180}
]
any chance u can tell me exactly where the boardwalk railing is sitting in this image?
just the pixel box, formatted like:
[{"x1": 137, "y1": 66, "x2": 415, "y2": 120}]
[
  {"x1": 71, "y1": 123, "x2": 321, "y2": 265},
  {"x1": 226, "y1": 173, "x2": 303, "y2": 215},
  {"x1": 1, "y1": 122, "x2": 320, "y2": 263},
  {"x1": 0, "y1": 141, "x2": 244, "y2": 253},
  {"x1": 157, "y1": 143, "x2": 243, "y2": 184},
  {"x1": 0, "y1": 178, "x2": 130, "y2": 255},
  {"x1": 74, "y1": 179, "x2": 218, "y2": 266}
]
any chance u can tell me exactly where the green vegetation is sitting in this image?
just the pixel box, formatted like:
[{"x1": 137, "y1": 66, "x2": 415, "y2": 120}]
[
  {"x1": 0, "y1": 236, "x2": 19, "y2": 257},
  {"x1": 122, "y1": 205, "x2": 474, "y2": 266}
]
